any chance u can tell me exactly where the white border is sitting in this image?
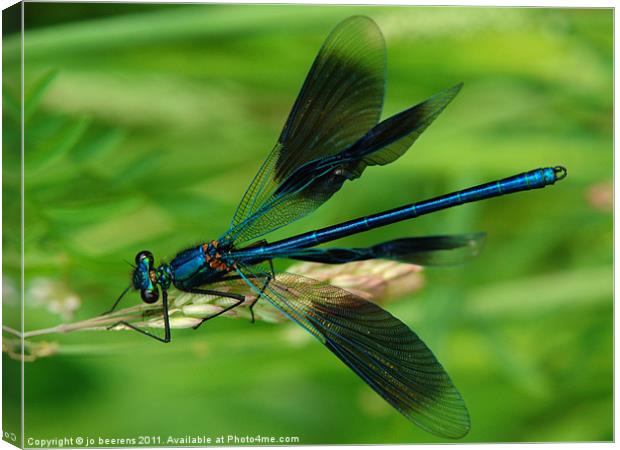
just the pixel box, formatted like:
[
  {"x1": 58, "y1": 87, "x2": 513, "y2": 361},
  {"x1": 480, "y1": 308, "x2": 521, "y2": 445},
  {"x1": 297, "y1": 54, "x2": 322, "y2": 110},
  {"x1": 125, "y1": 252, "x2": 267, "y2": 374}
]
[{"x1": 0, "y1": 2, "x2": 615, "y2": 450}]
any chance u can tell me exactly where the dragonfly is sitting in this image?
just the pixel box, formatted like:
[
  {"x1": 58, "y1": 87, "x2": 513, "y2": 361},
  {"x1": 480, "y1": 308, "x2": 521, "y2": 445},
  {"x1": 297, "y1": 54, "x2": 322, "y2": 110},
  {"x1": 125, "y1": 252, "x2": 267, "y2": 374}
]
[{"x1": 104, "y1": 16, "x2": 566, "y2": 439}]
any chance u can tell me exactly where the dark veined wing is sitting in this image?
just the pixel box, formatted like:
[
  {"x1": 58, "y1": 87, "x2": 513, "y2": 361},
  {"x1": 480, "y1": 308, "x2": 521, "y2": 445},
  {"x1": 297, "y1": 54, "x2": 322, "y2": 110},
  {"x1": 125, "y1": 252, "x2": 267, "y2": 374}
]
[
  {"x1": 236, "y1": 268, "x2": 470, "y2": 439},
  {"x1": 342, "y1": 82, "x2": 462, "y2": 175},
  {"x1": 225, "y1": 67, "x2": 462, "y2": 243},
  {"x1": 227, "y1": 16, "x2": 386, "y2": 241},
  {"x1": 261, "y1": 233, "x2": 486, "y2": 266}
]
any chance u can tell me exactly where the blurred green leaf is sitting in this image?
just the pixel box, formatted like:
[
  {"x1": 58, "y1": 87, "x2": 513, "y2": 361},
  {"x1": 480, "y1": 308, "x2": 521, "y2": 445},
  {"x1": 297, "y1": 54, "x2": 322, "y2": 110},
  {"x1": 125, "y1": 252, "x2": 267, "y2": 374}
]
[
  {"x1": 72, "y1": 127, "x2": 126, "y2": 163},
  {"x1": 24, "y1": 69, "x2": 58, "y2": 120},
  {"x1": 27, "y1": 116, "x2": 91, "y2": 172}
]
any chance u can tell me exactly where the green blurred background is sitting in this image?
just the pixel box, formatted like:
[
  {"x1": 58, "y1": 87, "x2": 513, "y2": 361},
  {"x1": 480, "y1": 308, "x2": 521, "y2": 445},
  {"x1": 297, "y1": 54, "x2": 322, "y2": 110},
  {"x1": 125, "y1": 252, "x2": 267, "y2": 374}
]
[{"x1": 2, "y1": 4, "x2": 613, "y2": 444}]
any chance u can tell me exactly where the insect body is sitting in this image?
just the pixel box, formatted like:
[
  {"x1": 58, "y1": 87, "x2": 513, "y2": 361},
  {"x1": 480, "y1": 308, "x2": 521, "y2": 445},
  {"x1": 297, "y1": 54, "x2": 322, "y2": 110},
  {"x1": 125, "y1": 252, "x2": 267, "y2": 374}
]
[
  {"x1": 131, "y1": 241, "x2": 239, "y2": 304},
  {"x1": 105, "y1": 16, "x2": 566, "y2": 439}
]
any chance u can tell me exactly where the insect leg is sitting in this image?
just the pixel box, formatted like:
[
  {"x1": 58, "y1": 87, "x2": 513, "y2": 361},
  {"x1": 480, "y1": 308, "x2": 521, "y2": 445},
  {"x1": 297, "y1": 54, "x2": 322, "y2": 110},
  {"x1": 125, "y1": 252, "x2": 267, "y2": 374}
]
[
  {"x1": 106, "y1": 289, "x2": 171, "y2": 343},
  {"x1": 180, "y1": 288, "x2": 245, "y2": 330},
  {"x1": 101, "y1": 285, "x2": 131, "y2": 316},
  {"x1": 202, "y1": 273, "x2": 270, "y2": 323}
]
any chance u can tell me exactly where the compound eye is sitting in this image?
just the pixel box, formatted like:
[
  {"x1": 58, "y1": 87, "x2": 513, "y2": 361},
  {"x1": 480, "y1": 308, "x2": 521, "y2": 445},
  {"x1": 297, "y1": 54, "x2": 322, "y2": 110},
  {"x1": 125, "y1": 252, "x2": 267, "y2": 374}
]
[
  {"x1": 140, "y1": 288, "x2": 160, "y2": 304},
  {"x1": 135, "y1": 250, "x2": 154, "y2": 266}
]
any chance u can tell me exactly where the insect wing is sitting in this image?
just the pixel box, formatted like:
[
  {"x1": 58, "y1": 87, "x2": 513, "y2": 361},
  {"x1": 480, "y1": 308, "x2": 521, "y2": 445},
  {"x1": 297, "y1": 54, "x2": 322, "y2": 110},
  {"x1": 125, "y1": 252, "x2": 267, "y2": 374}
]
[
  {"x1": 226, "y1": 16, "x2": 386, "y2": 243},
  {"x1": 264, "y1": 232, "x2": 486, "y2": 266},
  {"x1": 237, "y1": 268, "x2": 470, "y2": 439},
  {"x1": 343, "y1": 83, "x2": 462, "y2": 174},
  {"x1": 225, "y1": 17, "x2": 462, "y2": 245}
]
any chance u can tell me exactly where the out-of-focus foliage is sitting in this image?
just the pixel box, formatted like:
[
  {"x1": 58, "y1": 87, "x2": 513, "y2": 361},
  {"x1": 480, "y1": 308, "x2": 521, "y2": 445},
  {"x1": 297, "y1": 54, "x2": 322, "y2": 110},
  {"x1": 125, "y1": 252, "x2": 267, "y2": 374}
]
[{"x1": 3, "y1": 4, "x2": 612, "y2": 444}]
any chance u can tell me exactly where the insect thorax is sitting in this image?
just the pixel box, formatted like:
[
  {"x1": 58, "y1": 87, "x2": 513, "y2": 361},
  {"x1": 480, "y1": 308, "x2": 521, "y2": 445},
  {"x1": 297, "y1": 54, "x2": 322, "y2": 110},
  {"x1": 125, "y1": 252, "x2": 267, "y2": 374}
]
[
  {"x1": 169, "y1": 241, "x2": 235, "y2": 289},
  {"x1": 156, "y1": 263, "x2": 173, "y2": 290}
]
